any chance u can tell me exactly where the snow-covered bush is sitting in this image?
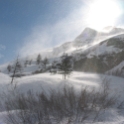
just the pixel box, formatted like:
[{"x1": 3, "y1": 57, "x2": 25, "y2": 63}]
[{"x1": 2, "y1": 82, "x2": 121, "y2": 124}]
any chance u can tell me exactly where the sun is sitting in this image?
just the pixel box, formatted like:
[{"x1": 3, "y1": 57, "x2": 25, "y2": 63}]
[{"x1": 86, "y1": 0, "x2": 122, "y2": 31}]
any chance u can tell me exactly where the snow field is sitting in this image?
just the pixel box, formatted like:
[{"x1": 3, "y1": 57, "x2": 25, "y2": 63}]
[{"x1": 0, "y1": 72, "x2": 124, "y2": 123}]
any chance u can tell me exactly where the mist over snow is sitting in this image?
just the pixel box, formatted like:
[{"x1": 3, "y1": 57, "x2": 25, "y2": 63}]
[
  {"x1": 18, "y1": 0, "x2": 123, "y2": 58},
  {"x1": 19, "y1": 6, "x2": 89, "y2": 57},
  {"x1": 0, "y1": 0, "x2": 124, "y2": 123}
]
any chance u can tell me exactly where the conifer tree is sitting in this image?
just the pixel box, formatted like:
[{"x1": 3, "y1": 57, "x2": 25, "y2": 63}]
[
  {"x1": 59, "y1": 54, "x2": 73, "y2": 79},
  {"x1": 7, "y1": 64, "x2": 12, "y2": 73},
  {"x1": 36, "y1": 54, "x2": 42, "y2": 65}
]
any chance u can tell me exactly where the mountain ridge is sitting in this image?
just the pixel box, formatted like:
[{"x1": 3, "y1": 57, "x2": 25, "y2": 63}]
[{"x1": 1, "y1": 26, "x2": 124, "y2": 77}]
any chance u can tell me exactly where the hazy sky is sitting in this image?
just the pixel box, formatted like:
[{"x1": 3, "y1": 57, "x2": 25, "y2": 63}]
[{"x1": 0, "y1": 0, "x2": 124, "y2": 64}]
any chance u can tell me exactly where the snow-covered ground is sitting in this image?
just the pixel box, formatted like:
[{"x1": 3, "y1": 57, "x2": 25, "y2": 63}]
[
  {"x1": 0, "y1": 71, "x2": 123, "y2": 94},
  {"x1": 106, "y1": 61, "x2": 124, "y2": 77},
  {"x1": 0, "y1": 72, "x2": 124, "y2": 123}
]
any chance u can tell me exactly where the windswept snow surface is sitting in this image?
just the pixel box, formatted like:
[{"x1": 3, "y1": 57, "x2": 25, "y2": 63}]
[
  {"x1": 0, "y1": 72, "x2": 124, "y2": 123},
  {"x1": 106, "y1": 61, "x2": 124, "y2": 77}
]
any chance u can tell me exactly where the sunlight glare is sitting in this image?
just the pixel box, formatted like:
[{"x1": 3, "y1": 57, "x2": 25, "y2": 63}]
[{"x1": 86, "y1": 0, "x2": 122, "y2": 30}]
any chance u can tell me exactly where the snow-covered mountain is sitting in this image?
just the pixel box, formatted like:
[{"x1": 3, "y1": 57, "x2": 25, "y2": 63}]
[
  {"x1": 74, "y1": 27, "x2": 97, "y2": 43},
  {"x1": 48, "y1": 26, "x2": 124, "y2": 77},
  {"x1": 1, "y1": 26, "x2": 124, "y2": 124},
  {"x1": 48, "y1": 26, "x2": 124, "y2": 58},
  {"x1": 1, "y1": 26, "x2": 124, "y2": 77}
]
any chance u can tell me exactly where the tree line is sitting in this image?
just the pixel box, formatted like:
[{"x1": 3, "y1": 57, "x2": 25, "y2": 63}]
[{"x1": 7, "y1": 53, "x2": 73, "y2": 80}]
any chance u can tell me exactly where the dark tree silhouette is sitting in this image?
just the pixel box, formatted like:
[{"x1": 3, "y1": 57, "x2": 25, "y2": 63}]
[
  {"x1": 42, "y1": 57, "x2": 48, "y2": 70},
  {"x1": 59, "y1": 54, "x2": 73, "y2": 79},
  {"x1": 24, "y1": 59, "x2": 29, "y2": 67},
  {"x1": 7, "y1": 64, "x2": 12, "y2": 73},
  {"x1": 36, "y1": 54, "x2": 42, "y2": 65},
  {"x1": 11, "y1": 57, "x2": 21, "y2": 84}
]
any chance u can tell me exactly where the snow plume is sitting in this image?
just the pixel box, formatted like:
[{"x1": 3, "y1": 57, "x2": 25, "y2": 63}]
[{"x1": 19, "y1": 5, "x2": 88, "y2": 57}]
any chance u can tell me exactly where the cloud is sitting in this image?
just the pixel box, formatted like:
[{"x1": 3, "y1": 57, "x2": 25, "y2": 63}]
[{"x1": 19, "y1": 4, "x2": 88, "y2": 57}]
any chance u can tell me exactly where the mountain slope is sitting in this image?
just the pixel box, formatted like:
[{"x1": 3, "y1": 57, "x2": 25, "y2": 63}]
[
  {"x1": 50, "y1": 27, "x2": 124, "y2": 58},
  {"x1": 74, "y1": 33, "x2": 124, "y2": 72},
  {"x1": 1, "y1": 26, "x2": 124, "y2": 76}
]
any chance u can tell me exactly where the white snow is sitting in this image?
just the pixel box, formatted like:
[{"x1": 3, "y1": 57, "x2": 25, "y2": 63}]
[
  {"x1": 87, "y1": 43, "x2": 121, "y2": 58},
  {"x1": 0, "y1": 27, "x2": 124, "y2": 123},
  {"x1": 106, "y1": 61, "x2": 124, "y2": 77},
  {"x1": 0, "y1": 72, "x2": 124, "y2": 123}
]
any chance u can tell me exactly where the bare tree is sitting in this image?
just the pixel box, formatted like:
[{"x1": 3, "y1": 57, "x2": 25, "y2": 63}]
[
  {"x1": 11, "y1": 58, "x2": 19, "y2": 84},
  {"x1": 11, "y1": 57, "x2": 22, "y2": 84},
  {"x1": 4, "y1": 81, "x2": 119, "y2": 124}
]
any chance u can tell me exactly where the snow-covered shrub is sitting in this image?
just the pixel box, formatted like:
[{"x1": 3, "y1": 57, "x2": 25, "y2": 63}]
[{"x1": 2, "y1": 81, "x2": 121, "y2": 124}]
